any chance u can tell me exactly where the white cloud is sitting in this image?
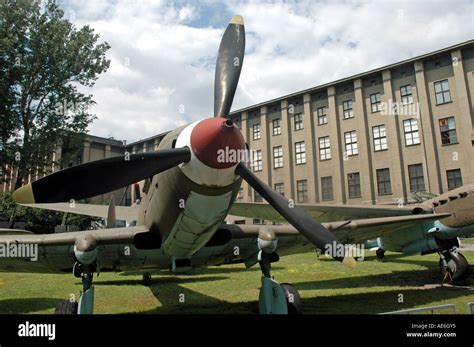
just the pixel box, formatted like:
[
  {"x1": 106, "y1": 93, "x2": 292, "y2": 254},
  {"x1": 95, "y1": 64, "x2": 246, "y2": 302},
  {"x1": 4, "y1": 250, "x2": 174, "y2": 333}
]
[{"x1": 61, "y1": 0, "x2": 473, "y2": 142}]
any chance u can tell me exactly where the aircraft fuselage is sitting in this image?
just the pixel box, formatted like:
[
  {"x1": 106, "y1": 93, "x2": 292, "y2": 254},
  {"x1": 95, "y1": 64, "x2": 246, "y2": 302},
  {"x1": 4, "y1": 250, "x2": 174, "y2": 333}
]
[{"x1": 136, "y1": 119, "x2": 244, "y2": 259}]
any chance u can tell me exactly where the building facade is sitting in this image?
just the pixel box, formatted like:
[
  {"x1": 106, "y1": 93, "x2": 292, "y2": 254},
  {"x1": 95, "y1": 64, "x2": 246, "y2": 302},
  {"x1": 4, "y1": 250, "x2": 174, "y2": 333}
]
[{"x1": 228, "y1": 40, "x2": 474, "y2": 206}]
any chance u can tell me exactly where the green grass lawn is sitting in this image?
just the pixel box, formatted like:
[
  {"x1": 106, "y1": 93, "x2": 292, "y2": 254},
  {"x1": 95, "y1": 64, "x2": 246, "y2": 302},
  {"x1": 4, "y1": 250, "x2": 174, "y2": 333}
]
[
  {"x1": 461, "y1": 237, "x2": 474, "y2": 245},
  {"x1": 1, "y1": 250, "x2": 473, "y2": 314}
]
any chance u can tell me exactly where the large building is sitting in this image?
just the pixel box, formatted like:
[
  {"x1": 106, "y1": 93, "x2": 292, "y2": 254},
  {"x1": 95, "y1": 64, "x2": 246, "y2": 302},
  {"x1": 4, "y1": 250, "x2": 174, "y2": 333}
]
[
  {"x1": 3, "y1": 40, "x2": 474, "y2": 210},
  {"x1": 227, "y1": 40, "x2": 474, "y2": 206}
]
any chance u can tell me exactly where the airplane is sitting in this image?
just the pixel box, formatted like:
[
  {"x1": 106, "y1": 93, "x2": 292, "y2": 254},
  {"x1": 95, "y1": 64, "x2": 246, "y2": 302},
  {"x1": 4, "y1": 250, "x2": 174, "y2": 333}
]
[{"x1": 1, "y1": 15, "x2": 473, "y2": 315}]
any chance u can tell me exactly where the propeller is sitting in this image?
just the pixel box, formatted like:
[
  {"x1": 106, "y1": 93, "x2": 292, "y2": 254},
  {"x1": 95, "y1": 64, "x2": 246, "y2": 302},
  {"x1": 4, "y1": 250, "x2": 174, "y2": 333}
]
[
  {"x1": 214, "y1": 17, "x2": 354, "y2": 266},
  {"x1": 235, "y1": 162, "x2": 356, "y2": 267},
  {"x1": 214, "y1": 15, "x2": 245, "y2": 118},
  {"x1": 12, "y1": 148, "x2": 191, "y2": 204}
]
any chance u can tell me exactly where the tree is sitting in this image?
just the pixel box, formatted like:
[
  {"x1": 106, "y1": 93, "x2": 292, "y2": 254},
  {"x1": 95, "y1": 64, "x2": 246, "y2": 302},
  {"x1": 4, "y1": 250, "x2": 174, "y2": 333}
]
[{"x1": 0, "y1": 0, "x2": 110, "y2": 189}]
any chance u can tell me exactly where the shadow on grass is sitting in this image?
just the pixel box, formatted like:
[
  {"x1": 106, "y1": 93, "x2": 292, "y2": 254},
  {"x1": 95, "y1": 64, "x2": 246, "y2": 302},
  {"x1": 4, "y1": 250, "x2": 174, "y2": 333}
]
[
  {"x1": 141, "y1": 278, "x2": 259, "y2": 314},
  {"x1": 294, "y1": 269, "x2": 441, "y2": 290},
  {"x1": 0, "y1": 298, "x2": 62, "y2": 314},
  {"x1": 93, "y1": 275, "x2": 229, "y2": 287},
  {"x1": 92, "y1": 273, "x2": 257, "y2": 313},
  {"x1": 318, "y1": 253, "x2": 440, "y2": 269},
  {"x1": 118, "y1": 265, "x2": 283, "y2": 277},
  {"x1": 143, "y1": 283, "x2": 258, "y2": 314},
  {"x1": 301, "y1": 286, "x2": 473, "y2": 314},
  {"x1": 123, "y1": 270, "x2": 473, "y2": 314},
  {"x1": 319, "y1": 253, "x2": 474, "y2": 276}
]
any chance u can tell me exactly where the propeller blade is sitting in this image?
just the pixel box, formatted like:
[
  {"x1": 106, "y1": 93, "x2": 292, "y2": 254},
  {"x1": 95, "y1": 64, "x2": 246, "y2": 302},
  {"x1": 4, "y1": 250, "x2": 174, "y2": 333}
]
[
  {"x1": 235, "y1": 162, "x2": 356, "y2": 267},
  {"x1": 12, "y1": 147, "x2": 191, "y2": 204},
  {"x1": 214, "y1": 15, "x2": 245, "y2": 118}
]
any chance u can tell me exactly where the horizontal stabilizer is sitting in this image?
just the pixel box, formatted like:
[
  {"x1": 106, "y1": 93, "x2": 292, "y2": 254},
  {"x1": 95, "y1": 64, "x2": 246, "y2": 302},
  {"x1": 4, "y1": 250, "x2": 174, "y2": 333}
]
[{"x1": 21, "y1": 203, "x2": 139, "y2": 222}]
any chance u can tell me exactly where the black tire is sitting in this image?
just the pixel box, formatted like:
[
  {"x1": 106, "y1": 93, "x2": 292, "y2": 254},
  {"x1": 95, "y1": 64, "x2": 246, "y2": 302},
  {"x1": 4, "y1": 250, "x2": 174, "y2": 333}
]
[
  {"x1": 55, "y1": 300, "x2": 78, "y2": 314},
  {"x1": 142, "y1": 272, "x2": 152, "y2": 286},
  {"x1": 281, "y1": 283, "x2": 303, "y2": 314},
  {"x1": 439, "y1": 252, "x2": 470, "y2": 283}
]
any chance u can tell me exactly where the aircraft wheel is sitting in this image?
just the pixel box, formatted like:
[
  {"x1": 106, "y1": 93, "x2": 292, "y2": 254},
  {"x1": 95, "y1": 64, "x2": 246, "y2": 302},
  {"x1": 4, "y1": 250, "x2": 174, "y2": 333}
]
[
  {"x1": 55, "y1": 300, "x2": 78, "y2": 314},
  {"x1": 376, "y1": 248, "x2": 385, "y2": 261},
  {"x1": 439, "y1": 251, "x2": 470, "y2": 283},
  {"x1": 281, "y1": 283, "x2": 303, "y2": 314},
  {"x1": 142, "y1": 272, "x2": 152, "y2": 286}
]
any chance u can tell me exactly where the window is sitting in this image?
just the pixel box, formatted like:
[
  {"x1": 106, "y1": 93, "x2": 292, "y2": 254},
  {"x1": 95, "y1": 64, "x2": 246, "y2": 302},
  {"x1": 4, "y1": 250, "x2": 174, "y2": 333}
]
[
  {"x1": 434, "y1": 79, "x2": 451, "y2": 105},
  {"x1": 272, "y1": 118, "x2": 281, "y2": 135},
  {"x1": 447, "y1": 169, "x2": 463, "y2": 190},
  {"x1": 252, "y1": 124, "x2": 261, "y2": 140},
  {"x1": 347, "y1": 172, "x2": 361, "y2": 198},
  {"x1": 376, "y1": 168, "x2": 391, "y2": 195},
  {"x1": 344, "y1": 130, "x2": 358, "y2": 156},
  {"x1": 321, "y1": 176, "x2": 333, "y2": 201},
  {"x1": 319, "y1": 136, "x2": 331, "y2": 160},
  {"x1": 297, "y1": 180, "x2": 308, "y2": 203},
  {"x1": 342, "y1": 100, "x2": 353, "y2": 119},
  {"x1": 252, "y1": 149, "x2": 262, "y2": 172},
  {"x1": 274, "y1": 182, "x2": 284, "y2": 196},
  {"x1": 439, "y1": 117, "x2": 457, "y2": 145},
  {"x1": 254, "y1": 190, "x2": 263, "y2": 202},
  {"x1": 236, "y1": 187, "x2": 244, "y2": 201},
  {"x1": 253, "y1": 218, "x2": 264, "y2": 224},
  {"x1": 403, "y1": 118, "x2": 420, "y2": 146},
  {"x1": 295, "y1": 141, "x2": 306, "y2": 165},
  {"x1": 273, "y1": 146, "x2": 283, "y2": 168},
  {"x1": 294, "y1": 113, "x2": 303, "y2": 130},
  {"x1": 372, "y1": 125, "x2": 387, "y2": 151},
  {"x1": 370, "y1": 93, "x2": 382, "y2": 113},
  {"x1": 317, "y1": 107, "x2": 327, "y2": 125},
  {"x1": 400, "y1": 85, "x2": 413, "y2": 104},
  {"x1": 408, "y1": 164, "x2": 425, "y2": 192}
]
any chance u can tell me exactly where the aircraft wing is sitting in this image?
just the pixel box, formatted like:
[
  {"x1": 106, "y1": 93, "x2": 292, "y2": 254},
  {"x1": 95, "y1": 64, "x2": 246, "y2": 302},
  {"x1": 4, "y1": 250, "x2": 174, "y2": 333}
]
[
  {"x1": 0, "y1": 225, "x2": 148, "y2": 247},
  {"x1": 229, "y1": 202, "x2": 426, "y2": 223},
  {"x1": 0, "y1": 228, "x2": 33, "y2": 235},
  {"x1": 227, "y1": 213, "x2": 451, "y2": 244},
  {"x1": 20, "y1": 203, "x2": 139, "y2": 222}
]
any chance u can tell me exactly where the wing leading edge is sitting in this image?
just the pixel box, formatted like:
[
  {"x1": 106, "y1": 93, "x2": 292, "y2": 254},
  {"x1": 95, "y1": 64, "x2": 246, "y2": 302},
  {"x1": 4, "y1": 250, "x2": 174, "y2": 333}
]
[
  {"x1": 0, "y1": 225, "x2": 148, "y2": 248},
  {"x1": 229, "y1": 202, "x2": 428, "y2": 223},
  {"x1": 226, "y1": 213, "x2": 451, "y2": 244}
]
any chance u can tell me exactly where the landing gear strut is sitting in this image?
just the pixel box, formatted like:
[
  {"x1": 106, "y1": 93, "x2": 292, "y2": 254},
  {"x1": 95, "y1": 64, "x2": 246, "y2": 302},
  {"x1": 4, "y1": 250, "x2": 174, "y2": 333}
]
[
  {"x1": 258, "y1": 251, "x2": 303, "y2": 314},
  {"x1": 439, "y1": 249, "x2": 470, "y2": 284},
  {"x1": 55, "y1": 262, "x2": 97, "y2": 314},
  {"x1": 77, "y1": 263, "x2": 96, "y2": 314}
]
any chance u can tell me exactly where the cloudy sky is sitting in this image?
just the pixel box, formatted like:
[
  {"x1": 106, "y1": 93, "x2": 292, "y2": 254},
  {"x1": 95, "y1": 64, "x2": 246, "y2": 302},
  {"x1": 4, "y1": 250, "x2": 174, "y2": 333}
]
[{"x1": 59, "y1": 0, "x2": 473, "y2": 143}]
